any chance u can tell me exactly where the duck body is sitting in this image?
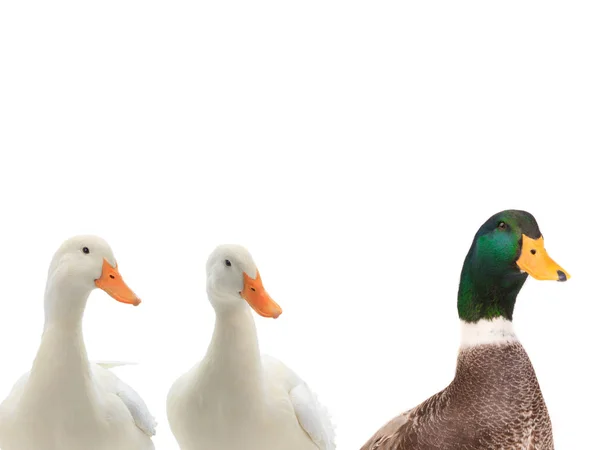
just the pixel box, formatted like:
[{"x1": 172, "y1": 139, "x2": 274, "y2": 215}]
[
  {"x1": 0, "y1": 359, "x2": 155, "y2": 450},
  {"x1": 362, "y1": 320, "x2": 552, "y2": 450},
  {"x1": 167, "y1": 245, "x2": 334, "y2": 450},
  {"x1": 361, "y1": 210, "x2": 569, "y2": 450},
  {"x1": 0, "y1": 236, "x2": 156, "y2": 450}
]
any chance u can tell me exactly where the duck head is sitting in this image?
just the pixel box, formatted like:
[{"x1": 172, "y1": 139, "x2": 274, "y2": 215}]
[
  {"x1": 206, "y1": 244, "x2": 282, "y2": 318},
  {"x1": 45, "y1": 236, "x2": 141, "y2": 324},
  {"x1": 457, "y1": 210, "x2": 569, "y2": 323}
]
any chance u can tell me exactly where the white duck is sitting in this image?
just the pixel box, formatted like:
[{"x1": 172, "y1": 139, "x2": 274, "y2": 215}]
[
  {"x1": 167, "y1": 244, "x2": 335, "y2": 450},
  {"x1": 0, "y1": 236, "x2": 156, "y2": 450}
]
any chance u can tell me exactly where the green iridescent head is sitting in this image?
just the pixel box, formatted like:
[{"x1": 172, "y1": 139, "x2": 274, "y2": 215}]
[{"x1": 458, "y1": 210, "x2": 569, "y2": 323}]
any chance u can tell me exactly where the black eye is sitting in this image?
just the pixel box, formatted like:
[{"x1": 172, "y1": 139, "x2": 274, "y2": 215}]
[
  {"x1": 225, "y1": 259, "x2": 232, "y2": 267},
  {"x1": 497, "y1": 222, "x2": 507, "y2": 230},
  {"x1": 82, "y1": 247, "x2": 90, "y2": 254}
]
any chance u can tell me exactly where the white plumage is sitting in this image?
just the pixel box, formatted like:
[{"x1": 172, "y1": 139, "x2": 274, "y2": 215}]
[
  {"x1": 167, "y1": 244, "x2": 335, "y2": 450},
  {"x1": 0, "y1": 236, "x2": 156, "y2": 450}
]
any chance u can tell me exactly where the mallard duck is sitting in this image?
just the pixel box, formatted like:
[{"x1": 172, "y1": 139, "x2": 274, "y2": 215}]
[
  {"x1": 167, "y1": 244, "x2": 335, "y2": 450},
  {"x1": 0, "y1": 236, "x2": 156, "y2": 450},
  {"x1": 361, "y1": 210, "x2": 569, "y2": 450}
]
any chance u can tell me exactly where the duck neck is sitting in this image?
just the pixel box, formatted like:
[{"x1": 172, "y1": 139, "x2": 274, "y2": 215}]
[
  {"x1": 201, "y1": 296, "x2": 264, "y2": 403},
  {"x1": 23, "y1": 275, "x2": 97, "y2": 411},
  {"x1": 43, "y1": 274, "x2": 90, "y2": 330},
  {"x1": 459, "y1": 316, "x2": 518, "y2": 347},
  {"x1": 457, "y1": 251, "x2": 527, "y2": 323}
]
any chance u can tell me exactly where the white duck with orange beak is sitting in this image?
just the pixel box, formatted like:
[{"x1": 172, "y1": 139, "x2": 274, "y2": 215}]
[
  {"x1": 167, "y1": 245, "x2": 335, "y2": 450},
  {"x1": 0, "y1": 236, "x2": 156, "y2": 450}
]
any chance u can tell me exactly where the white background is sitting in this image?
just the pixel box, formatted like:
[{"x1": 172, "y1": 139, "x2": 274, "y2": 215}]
[{"x1": 1, "y1": 1, "x2": 599, "y2": 449}]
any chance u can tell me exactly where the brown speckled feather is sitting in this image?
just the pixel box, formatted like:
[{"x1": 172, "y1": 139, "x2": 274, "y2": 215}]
[{"x1": 361, "y1": 342, "x2": 553, "y2": 450}]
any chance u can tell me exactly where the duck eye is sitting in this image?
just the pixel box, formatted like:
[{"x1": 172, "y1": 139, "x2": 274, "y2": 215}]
[
  {"x1": 82, "y1": 247, "x2": 90, "y2": 254},
  {"x1": 225, "y1": 259, "x2": 232, "y2": 267},
  {"x1": 497, "y1": 221, "x2": 507, "y2": 230}
]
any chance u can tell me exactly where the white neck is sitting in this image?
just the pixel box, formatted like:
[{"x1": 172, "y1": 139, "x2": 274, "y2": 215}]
[
  {"x1": 460, "y1": 317, "x2": 518, "y2": 348},
  {"x1": 43, "y1": 271, "x2": 92, "y2": 329},
  {"x1": 197, "y1": 294, "x2": 265, "y2": 407},
  {"x1": 21, "y1": 276, "x2": 99, "y2": 416}
]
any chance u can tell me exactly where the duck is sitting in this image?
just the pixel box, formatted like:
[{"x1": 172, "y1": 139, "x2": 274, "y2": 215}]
[
  {"x1": 167, "y1": 244, "x2": 335, "y2": 450},
  {"x1": 361, "y1": 210, "x2": 569, "y2": 450},
  {"x1": 0, "y1": 236, "x2": 156, "y2": 450}
]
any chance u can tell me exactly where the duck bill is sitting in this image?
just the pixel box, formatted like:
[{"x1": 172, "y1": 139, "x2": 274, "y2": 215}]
[
  {"x1": 241, "y1": 270, "x2": 282, "y2": 318},
  {"x1": 94, "y1": 259, "x2": 142, "y2": 306},
  {"x1": 517, "y1": 235, "x2": 570, "y2": 282}
]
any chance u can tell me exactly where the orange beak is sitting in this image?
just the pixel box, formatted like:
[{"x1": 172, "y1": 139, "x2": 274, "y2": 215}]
[
  {"x1": 94, "y1": 259, "x2": 141, "y2": 306},
  {"x1": 517, "y1": 235, "x2": 570, "y2": 282},
  {"x1": 241, "y1": 270, "x2": 282, "y2": 318}
]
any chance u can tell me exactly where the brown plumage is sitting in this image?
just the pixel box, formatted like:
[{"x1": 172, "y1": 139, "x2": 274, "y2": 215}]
[{"x1": 361, "y1": 342, "x2": 553, "y2": 450}]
